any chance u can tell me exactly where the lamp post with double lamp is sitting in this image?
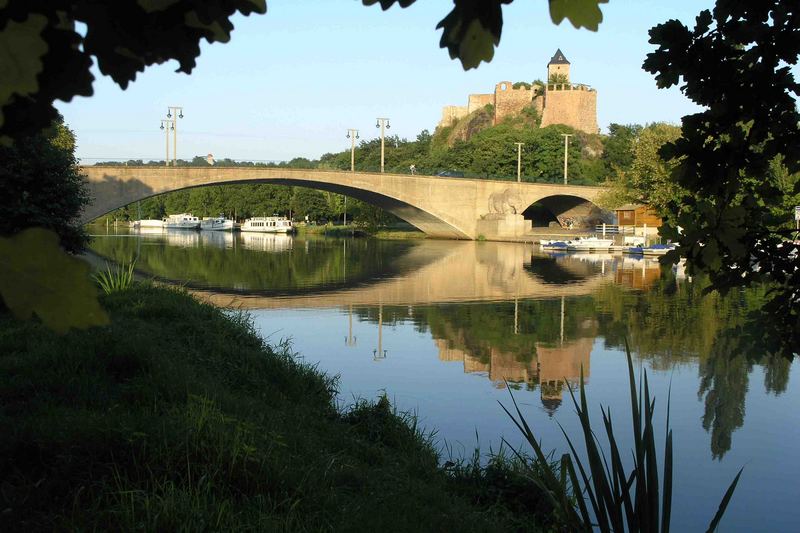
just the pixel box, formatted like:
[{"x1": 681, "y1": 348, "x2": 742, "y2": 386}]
[
  {"x1": 560, "y1": 133, "x2": 573, "y2": 185},
  {"x1": 159, "y1": 119, "x2": 174, "y2": 167},
  {"x1": 514, "y1": 142, "x2": 525, "y2": 182},
  {"x1": 166, "y1": 106, "x2": 184, "y2": 166},
  {"x1": 375, "y1": 117, "x2": 390, "y2": 173},
  {"x1": 345, "y1": 128, "x2": 360, "y2": 226}
]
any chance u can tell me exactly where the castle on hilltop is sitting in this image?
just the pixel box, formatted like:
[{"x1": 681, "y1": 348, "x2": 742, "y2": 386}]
[{"x1": 437, "y1": 49, "x2": 598, "y2": 134}]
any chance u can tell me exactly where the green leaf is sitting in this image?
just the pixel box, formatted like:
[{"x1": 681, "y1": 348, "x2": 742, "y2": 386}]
[
  {"x1": 0, "y1": 227, "x2": 109, "y2": 333},
  {"x1": 0, "y1": 14, "x2": 49, "y2": 122},
  {"x1": 362, "y1": 0, "x2": 417, "y2": 9},
  {"x1": 185, "y1": 11, "x2": 231, "y2": 43},
  {"x1": 549, "y1": 0, "x2": 608, "y2": 31},
  {"x1": 456, "y1": 18, "x2": 497, "y2": 69}
]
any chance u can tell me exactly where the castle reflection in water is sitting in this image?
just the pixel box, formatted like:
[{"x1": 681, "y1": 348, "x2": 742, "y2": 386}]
[{"x1": 435, "y1": 323, "x2": 594, "y2": 415}]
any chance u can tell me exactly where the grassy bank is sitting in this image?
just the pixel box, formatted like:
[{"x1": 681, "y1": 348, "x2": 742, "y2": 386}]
[
  {"x1": 0, "y1": 283, "x2": 551, "y2": 531},
  {"x1": 296, "y1": 223, "x2": 427, "y2": 240}
]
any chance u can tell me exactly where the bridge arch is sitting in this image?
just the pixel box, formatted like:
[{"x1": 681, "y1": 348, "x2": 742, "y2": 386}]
[
  {"x1": 520, "y1": 193, "x2": 608, "y2": 229},
  {"x1": 81, "y1": 168, "x2": 472, "y2": 239}
]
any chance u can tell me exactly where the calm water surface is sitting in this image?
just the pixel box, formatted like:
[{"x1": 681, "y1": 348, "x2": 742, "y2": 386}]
[{"x1": 91, "y1": 227, "x2": 800, "y2": 532}]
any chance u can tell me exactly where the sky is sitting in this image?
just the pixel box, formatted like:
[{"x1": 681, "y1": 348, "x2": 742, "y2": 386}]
[{"x1": 56, "y1": 0, "x2": 717, "y2": 163}]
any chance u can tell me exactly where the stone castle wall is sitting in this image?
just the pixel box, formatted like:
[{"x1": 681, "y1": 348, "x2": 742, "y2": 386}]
[
  {"x1": 494, "y1": 81, "x2": 535, "y2": 123},
  {"x1": 436, "y1": 54, "x2": 598, "y2": 134},
  {"x1": 468, "y1": 93, "x2": 494, "y2": 114},
  {"x1": 440, "y1": 105, "x2": 469, "y2": 128},
  {"x1": 540, "y1": 85, "x2": 598, "y2": 133}
]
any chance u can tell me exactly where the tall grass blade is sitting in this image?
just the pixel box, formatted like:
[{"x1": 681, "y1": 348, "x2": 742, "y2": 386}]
[
  {"x1": 705, "y1": 467, "x2": 744, "y2": 533},
  {"x1": 500, "y1": 339, "x2": 742, "y2": 533},
  {"x1": 661, "y1": 382, "x2": 674, "y2": 533}
]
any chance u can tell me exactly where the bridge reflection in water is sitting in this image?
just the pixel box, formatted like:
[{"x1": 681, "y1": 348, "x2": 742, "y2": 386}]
[
  {"x1": 183, "y1": 239, "x2": 663, "y2": 413},
  {"x1": 90, "y1": 231, "x2": 665, "y2": 414}
]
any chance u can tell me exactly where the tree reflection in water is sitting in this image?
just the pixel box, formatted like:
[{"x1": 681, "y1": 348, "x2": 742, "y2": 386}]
[{"x1": 89, "y1": 231, "x2": 794, "y2": 459}]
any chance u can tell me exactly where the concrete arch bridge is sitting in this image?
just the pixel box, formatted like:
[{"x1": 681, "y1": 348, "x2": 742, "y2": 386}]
[{"x1": 81, "y1": 166, "x2": 608, "y2": 240}]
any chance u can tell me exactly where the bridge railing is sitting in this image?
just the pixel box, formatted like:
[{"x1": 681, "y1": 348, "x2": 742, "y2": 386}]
[{"x1": 595, "y1": 224, "x2": 634, "y2": 235}]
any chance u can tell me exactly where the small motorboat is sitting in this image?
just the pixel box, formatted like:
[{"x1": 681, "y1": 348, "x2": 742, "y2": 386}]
[{"x1": 566, "y1": 237, "x2": 614, "y2": 252}]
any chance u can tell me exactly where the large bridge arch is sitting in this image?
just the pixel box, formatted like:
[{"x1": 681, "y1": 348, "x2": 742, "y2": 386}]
[
  {"x1": 518, "y1": 193, "x2": 609, "y2": 229},
  {"x1": 80, "y1": 166, "x2": 608, "y2": 240}
]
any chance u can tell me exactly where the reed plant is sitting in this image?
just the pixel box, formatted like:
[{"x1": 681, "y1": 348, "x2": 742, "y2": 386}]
[
  {"x1": 93, "y1": 260, "x2": 135, "y2": 294},
  {"x1": 501, "y1": 343, "x2": 743, "y2": 532}
]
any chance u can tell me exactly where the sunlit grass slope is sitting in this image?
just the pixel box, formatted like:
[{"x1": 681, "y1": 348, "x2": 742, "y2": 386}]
[{"x1": 0, "y1": 283, "x2": 548, "y2": 531}]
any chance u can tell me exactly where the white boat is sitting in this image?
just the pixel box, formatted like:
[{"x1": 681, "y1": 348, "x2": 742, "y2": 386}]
[
  {"x1": 133, "y1": 219, "x2": 164, "y2": 228},
  {"x1": 164, "y1": 213, "x2": 200, "y2": 230},
  {"x1": 200, "y1": 216, "x2": 236, "y2": 231},
  {"x1": 641, "y1": 243, "x2": 676, "y2": 256},
  {"x1": 566, "y1": 237, "x2": 614, "y2": 252},
  {"x1": 241, "y1": 216, "x2": 294, "y2": 233}
]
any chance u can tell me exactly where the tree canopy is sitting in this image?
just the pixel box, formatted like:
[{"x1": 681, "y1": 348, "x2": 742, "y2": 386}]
[
  {"x1": 644, "y1": 1, "x2": 800, "y2": 353},
  {"x1": 0, "y1": 115, "x2": 89, "y2": 252},
  {"x1": 598, "y1": 123, "x2": 682, "y2": 217}
]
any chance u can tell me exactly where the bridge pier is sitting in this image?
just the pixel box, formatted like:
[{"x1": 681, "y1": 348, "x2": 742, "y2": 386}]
[{"x1": 475, "y1": 214, "x2": 532, "y2": 240}]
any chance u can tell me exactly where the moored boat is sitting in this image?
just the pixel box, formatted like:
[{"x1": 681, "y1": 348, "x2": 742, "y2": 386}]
[
  {"x1": 200, "y1": 216, "x2": 236, "y2": 231},
  {"x1": 540, "y1": 239, "x2": 569, "y2": 250},
  {"x1": 133, "y1": 219, "x2": 164, "y2": 228},
  {"x1": 241, "y1": 216, "x2": 294, "y2": 233},
  {"x1": 625, "y1": 243, "x2": 676, "y2": 256},
  {"x1": 164, "y1": 213, "x2": 200, "y2": 230},
  {"x1": 566, "y1": 237, "x2": 614, "y2": 252},
  {"x1": 641, "y1": 243, "x2": 676, "y2": 256}
]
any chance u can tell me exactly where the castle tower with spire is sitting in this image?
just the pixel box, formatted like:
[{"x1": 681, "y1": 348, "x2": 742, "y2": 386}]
[
  {"x1": 547, "y1": 48, "x2": 571, "y2": 82},
  {"x1": 437, "y1": 49, "x2": 598, "y2": 135}
]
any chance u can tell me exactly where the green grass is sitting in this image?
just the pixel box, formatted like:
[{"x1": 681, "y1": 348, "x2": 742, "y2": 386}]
[
  {"x1": 297, "y1": 223, "x2": 426, "y2": 240},
  {"x1": 0, "y1": 283, "x2": 551, "y2": 531},
  {"x1": 372, "y1": 228, "x2": 427, "y2": 240},
  {"x1": 92, "y1": 260, "x2": 136, "y2": 294}
]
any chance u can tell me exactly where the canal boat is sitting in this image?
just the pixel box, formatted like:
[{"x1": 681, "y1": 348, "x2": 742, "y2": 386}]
[
  {"x1": 200, "y1": 216, "x2": 236, "y2": 231},
  {"x1": 241, "y1": 216, "x2": 294, "y2": 233},
  {"x1": 164, "y1": 213, "x2": 200, "y2": 230}
]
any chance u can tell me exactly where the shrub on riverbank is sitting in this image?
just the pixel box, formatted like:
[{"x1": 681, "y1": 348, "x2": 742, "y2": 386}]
[{"x1": 0, "y1": 283, "x2": 551, "y2": 531}]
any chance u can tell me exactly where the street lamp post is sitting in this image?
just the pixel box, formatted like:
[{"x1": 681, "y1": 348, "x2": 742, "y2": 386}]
[
  {"x1": 346, "y1": 128, "x2": 359, "y2": 172},
  {"x1": 159, "y1": 119, "x2": 174, "y2": 166},
  {"x1": 375, "y1": 117, "x2": 390, "y2": 173},
  {"x1": 560, "y1": 133, "x2": 573, "y2": 185},
  {"x1": 514, "y1": 142, "x2": 525, "y2": 182},
  {"x1": 345, "y1": 128, "x2": 360, "y2": 227},
  {"x1": 166, "y1": 106, "x2": 184, "y2": 166}
]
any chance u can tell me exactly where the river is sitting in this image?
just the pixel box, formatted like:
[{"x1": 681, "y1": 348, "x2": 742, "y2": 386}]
[{"x1": 90, "y1": 227, "x2": 800, "y2": 532}]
